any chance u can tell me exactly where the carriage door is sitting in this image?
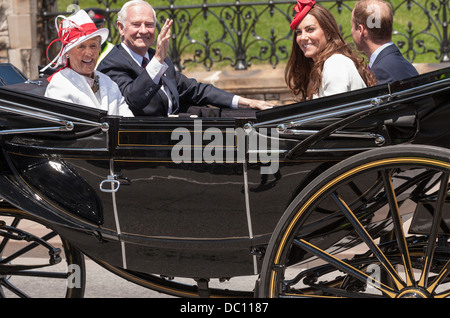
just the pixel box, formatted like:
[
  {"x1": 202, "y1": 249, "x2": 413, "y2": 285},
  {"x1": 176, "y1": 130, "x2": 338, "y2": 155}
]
[{"x1": 100, "y1": 117, "x2": 253, "y2": 269}]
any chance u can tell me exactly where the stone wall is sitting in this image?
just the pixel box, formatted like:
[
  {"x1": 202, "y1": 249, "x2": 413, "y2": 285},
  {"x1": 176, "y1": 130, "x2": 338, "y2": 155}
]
[{"x1": 0, "y1": 0, "x2": 41, "y2": 79}]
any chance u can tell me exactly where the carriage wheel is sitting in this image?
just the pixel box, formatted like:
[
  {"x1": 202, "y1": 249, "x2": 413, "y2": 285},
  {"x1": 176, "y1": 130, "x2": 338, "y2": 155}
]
[
  {"x1": 259, "y1": 145, "x2": 450, "y2": 298},
  {"x1": 0, "y1": 209, "x2": 86, "y2": 298}
]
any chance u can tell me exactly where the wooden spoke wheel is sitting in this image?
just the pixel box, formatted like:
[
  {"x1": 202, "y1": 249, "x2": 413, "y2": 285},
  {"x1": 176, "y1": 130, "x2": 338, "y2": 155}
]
[
  {"x1": 259, "y1": 145, "x2": 450, "y2": 298},
  {"x1": 0, "y1": 209, "x2": 86, "y2": 298}
]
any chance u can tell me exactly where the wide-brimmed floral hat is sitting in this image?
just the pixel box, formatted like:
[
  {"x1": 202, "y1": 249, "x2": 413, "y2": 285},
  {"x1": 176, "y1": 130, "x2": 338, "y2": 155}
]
[
  {"x1": 43, "y1": 9, "x2": 109, "y2": 70},
  {"x1": 290, "y1": 0, "x2": 316, "y2": 30}
]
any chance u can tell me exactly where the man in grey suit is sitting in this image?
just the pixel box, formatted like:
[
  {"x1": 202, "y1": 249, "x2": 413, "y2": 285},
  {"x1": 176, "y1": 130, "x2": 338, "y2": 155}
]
[
  {"x1": 351, "y1": 0, "x2": 418, "y2": 84},
  {"x1": 97, "y1": 0, "x2": 273, "y2": 117}
]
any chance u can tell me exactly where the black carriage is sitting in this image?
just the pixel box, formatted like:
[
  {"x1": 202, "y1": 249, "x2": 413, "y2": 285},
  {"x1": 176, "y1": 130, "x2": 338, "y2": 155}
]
[{"x1": 0, "y1": 63, "x2": 449, "y2": 298}]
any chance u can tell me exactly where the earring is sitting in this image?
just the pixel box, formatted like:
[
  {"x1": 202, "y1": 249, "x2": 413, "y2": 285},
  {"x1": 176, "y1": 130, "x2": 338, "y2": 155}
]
[{"x1": 65, "y1": 55, "x2": 69, "y2": 58}]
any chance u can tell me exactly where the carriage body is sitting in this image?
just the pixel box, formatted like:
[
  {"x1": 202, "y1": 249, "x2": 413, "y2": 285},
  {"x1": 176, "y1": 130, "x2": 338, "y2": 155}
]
[{"x1": 1, "y1": 65, "x2": 450, "y2": 297}]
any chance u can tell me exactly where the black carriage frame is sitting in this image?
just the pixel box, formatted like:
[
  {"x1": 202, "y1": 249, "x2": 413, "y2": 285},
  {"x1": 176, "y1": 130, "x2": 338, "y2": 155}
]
[{"x1": 1, "y1": 64, "x2": 450, "y2": 297}]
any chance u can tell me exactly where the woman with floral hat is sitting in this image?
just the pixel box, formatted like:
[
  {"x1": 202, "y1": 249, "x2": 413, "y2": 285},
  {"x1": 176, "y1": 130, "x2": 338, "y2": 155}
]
[
  {"x1": 44, "y1": 10, "x2": 134, "y2": 117},
  {"x1": 286, "y1": 0, "x2": 376, "y2": 100}
]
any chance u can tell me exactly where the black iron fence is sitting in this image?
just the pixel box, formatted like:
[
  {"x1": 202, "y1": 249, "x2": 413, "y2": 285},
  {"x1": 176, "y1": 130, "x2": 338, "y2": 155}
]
[{"x1": 41, "y1": 0, "x2": 450, "y2": 72}]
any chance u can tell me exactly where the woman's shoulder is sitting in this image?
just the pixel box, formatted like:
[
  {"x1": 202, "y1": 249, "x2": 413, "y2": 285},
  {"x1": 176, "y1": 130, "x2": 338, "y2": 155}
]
[
  {"x1": 323, "y1": 54, "x2": 359, "y2": 75},
  {"x1": 324, "y1": 54, "x2": 354, "y2": 66},
  {"x1": 47, "y1": 67, "x2": 74, "y2": 85}
]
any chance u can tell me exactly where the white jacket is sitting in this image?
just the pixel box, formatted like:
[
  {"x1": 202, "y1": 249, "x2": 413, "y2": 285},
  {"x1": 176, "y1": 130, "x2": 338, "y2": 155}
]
[
  {"x1": 316, "y1": 54, "x2": 367, "y2": 98},
  {"x1": 45, "y1": 68, "x2": 134, "y2": 117}
]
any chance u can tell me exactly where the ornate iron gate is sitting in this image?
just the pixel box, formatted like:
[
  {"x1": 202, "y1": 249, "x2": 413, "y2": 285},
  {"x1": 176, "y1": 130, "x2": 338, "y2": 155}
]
[{"x1": 40, "y1": 0, "x2": 450, "y2": 72}]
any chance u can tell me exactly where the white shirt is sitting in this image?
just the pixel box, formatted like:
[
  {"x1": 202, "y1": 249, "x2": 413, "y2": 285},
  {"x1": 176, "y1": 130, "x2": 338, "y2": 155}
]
[
  {"x1": 45, "y1": 68, "x2": 134, "y2": 117},
  {"x1": 120, "y1": 43, "x2": 174, "y2": 114},
  {"x1": 316, "y1": 54, "x2": 367, "y2": 98}
]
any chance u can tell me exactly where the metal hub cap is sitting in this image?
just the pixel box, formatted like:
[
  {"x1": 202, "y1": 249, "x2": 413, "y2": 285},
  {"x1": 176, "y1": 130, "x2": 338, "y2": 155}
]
[{"x1": 397, "y1": 288, "x2": 431, "y2": 298}]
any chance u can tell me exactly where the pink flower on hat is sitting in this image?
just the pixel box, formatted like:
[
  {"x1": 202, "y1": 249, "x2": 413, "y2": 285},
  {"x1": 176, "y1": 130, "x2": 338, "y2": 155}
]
[{"x1": 290, "y1": 0, "x2": 316, "y2": 30}]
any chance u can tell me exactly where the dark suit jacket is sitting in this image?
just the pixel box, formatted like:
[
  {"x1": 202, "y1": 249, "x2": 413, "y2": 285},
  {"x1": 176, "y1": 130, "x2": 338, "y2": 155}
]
[
  {"x1": 371, "y1": 44, "x2": 419, "y2": 84},
  {"x1": 97, "y1": 45, "x2": 235, "y2": 116}
]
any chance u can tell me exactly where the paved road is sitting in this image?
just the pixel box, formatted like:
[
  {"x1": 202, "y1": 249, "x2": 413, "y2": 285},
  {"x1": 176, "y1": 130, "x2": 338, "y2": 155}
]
[
  {"x1": 81, "y1": 258, "x2": 259, "y2": 298},
  {"x1": 1, "y1": 216, "x2": 259, "y2": 298},
  {"x1": 3, "y1": 256, "x2": 258, "y2": 298},
  {"x1": 83, "y1": 257, "x2": 176, "y2": 298}
]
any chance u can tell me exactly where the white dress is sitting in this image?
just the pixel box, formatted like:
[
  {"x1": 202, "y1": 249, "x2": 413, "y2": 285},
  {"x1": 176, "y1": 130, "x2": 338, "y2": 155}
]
[
  {"x1": 45, "y1": 68, "x2": 134, "y2": 117},
  {"x1": 315, "y1": 54, "x2": 366, "y2": 98}
]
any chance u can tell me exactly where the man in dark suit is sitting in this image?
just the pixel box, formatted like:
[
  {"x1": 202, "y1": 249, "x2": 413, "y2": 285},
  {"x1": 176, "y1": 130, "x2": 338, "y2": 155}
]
[
  {"x1": 97, "y1": 0, "x2": 273, "y2": 117},
  {"x1": 351, "y1": 0, "x2": 418, "y2": 84}
]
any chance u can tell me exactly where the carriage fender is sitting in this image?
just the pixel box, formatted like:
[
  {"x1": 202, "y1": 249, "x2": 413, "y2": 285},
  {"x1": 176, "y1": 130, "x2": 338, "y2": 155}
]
[{"x1": 0, "y1": 173, "x2": 96, "y2": 231}]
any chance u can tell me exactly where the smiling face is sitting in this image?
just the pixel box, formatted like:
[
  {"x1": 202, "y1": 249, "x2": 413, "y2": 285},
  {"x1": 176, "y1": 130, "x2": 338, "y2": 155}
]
[
  {"x1": 118, "y1": 3, "x2": 156, "y2": 56},
  {"x1": 67, "y1": 37, "x2": 101, "y2": 77},
  {"x1": 295, "y1": 14, "x2": 328, "y2": 62}
]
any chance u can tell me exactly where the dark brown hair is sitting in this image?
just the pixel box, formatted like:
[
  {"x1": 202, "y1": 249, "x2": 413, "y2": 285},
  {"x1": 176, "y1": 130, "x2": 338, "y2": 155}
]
[{"x1": 285, "y1": 4, "x2": 376, "y2": 100}]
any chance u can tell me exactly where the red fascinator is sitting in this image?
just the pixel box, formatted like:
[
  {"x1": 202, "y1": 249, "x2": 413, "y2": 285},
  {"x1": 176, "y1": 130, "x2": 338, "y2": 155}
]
[{"x1": 290, "y1": 0, "x2": 316, "y2": 30}]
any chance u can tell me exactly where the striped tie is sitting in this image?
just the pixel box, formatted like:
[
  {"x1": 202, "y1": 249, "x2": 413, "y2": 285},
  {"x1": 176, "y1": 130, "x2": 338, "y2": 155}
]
[{"x1": 142, "y1": 57, "x2": 149, "y2": 69}]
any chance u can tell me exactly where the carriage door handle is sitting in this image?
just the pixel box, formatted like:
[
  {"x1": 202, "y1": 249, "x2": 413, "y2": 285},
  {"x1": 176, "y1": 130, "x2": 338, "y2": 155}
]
[{"x1": 99, "y1": 175, "x2": 121, "y2": 193}]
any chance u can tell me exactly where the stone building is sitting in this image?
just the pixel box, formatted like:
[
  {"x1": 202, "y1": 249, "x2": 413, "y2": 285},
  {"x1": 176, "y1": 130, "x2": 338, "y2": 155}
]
[{"x1": 0, "y1": 0, "x2": 46, "y2": 79}]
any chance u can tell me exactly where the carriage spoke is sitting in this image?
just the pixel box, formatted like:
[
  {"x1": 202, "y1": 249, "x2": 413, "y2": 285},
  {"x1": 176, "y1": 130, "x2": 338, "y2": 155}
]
[
  {"x1": 381, "y1": 170, "x2": 415, "y2": 286},
  {"x1": 8, "y1": 270, "x2": 68, "y2": 279},
  {"x1": 0, "y1": 213, "x2": 86, "y2": 298},
  {"x1": 331, "y1": 192, "x2": 406, "y2": 290},
  {"x1": 418, "y1": 172, "x2": 450, "y2": 288},
  {"x1": 426, "y1": 259, "x2": 450, "y2": 296},
  {"x1": 0, "y1": 278, "x2": 30, "y2": 298},
  {"x1": 293, "y1": 238, "x2": 398, "y2": 298},
  {"x1": 260, "y1": 147, "x2": 450, "y2": 298}
]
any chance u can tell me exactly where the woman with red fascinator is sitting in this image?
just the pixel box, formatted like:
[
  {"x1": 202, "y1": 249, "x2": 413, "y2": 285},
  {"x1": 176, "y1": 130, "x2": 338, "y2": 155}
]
[
  {"x1": 43, "y1": 10, "x2": 134, "y2": 117},
  {"x1": 285, "y1": 0, "x2": 376, "y2": 100}
]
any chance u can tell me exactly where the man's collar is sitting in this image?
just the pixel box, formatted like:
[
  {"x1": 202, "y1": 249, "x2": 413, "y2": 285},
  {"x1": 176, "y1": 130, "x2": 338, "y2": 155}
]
[
  {"x1": 369, "y1": 42, "x2": 394, "y2": 67},
  {"x1": 120, "y1": 43, "x2": 149, "y2": 66}
]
